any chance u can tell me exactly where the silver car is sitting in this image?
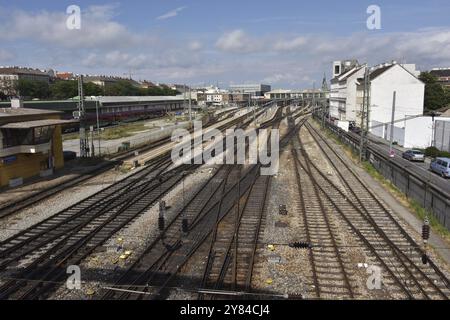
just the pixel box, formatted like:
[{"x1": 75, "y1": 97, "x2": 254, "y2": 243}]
[{"x1": 402, "y1": 150, "x2": 425, "y2": 162}]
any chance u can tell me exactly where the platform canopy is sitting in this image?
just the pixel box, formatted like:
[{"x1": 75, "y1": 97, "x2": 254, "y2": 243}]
[{"x1": 0, "y1": 119, "x2": 79, "y2": 129}]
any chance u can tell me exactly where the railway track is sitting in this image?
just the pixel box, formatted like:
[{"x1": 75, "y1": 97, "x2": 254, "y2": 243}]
[
  {"x1": 101, "y1": 116, "x2": 285, "y2": 300},
  {"x1": 293, "y1": 120, "x2": 450, "y2": 299},
  {"x1": 291, "y1": 134, "x2": 355, "y2": 299},
  {"x1": 197, "y1": 172, "x2": 270, "y2": 299},
  {"x1": 0, "y1": 158, "x2": 193, "y2": 300},
  {"x1": 0, "y1": 109, "x2": 264, "y2": 220},
  {"x1": 0, "y1": 106, "x2": 281, "y2": 300},
  {"x1": 101, "y1": 164, "x2": 262, "y2": 300}
]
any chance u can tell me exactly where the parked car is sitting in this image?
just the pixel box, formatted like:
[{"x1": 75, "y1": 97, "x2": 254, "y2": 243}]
[
  {"x1": 402, "y1": 150, "x2": 425, "y2": 162},
  {"x1": 430, "y1": 157, "x2": 450, "y2": 178}
]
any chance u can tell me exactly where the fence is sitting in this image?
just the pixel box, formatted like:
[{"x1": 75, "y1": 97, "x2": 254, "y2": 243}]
[{"x1": 319, "y1": 116, "x2": 450, "y2": 230}]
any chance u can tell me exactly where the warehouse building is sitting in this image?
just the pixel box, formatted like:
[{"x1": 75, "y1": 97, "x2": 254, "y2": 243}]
[
  {"x1": 0, "y1": 95, "x2": 186, "y2": 130},
  {"x1": 229, "y1": 84, "x2": 271, "y2": 97},
  {"x1": 0, "y1": 100, "x2": 76, "y2": 187}
]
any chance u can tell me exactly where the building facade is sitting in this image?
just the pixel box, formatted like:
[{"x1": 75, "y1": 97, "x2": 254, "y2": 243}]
[
  {"x1": 330, "y1": 60, "x2": 425, "y2": 139},
  {"x1": 229, "y1": 84, "x2": 271, "y2": 97},
  {"x1": 0, "y1": 101, "x2": 75, "y2": 187},
  {"x1": 0, "y1": 67, "x2": 51, "y2": 97},
  {"x1": 430, "y1": 68, "x2": 450, "y2": 89},
  {"x1": 361, "y1": 63, "x2": 425, "y2": 137},
  {"x1": 329, "y1": 61, "x2": 365, "y2": 121},
  {"x1": 265, "y1": 89, "x2": 327, "y2": 100}
]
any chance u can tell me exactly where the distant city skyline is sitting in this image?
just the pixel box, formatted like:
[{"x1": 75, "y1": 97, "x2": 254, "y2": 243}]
[{"x1": 1, "y1": 0, "x2": 450, "y2": 89}]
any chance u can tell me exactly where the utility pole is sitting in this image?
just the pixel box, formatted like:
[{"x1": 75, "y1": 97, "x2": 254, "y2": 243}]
[
  {"x1": 90, "y1": 126, "x2": 95, "y2": 157},
  {"x1": 359, "y1": 67, "x2": 370, "y2": 163},
  {"x1": 78, "y1": 75, "x2": 89, "y2": 158},
  {"x1": 188, "y1": 85, "x2": 192, "y2": 122},
  {"x1": 312, "y1": 82, "x2": 316, "y2": 113},
  {"x1": 389, "y1": 91, "x2": 397, "y2": 157},
  {"x1": 183, "y1": 85, "x2": 187, "y2": 119},
  {"x1": 96, "y1": 99, "x2": 101, "y2": 156}
]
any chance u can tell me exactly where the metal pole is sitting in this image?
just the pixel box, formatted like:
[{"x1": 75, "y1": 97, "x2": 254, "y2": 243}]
[
  {"x1": 359, "y1": 70, "x2": 367, "y2": 163},
  {"x1": 78, "y1": 75, "x2": 88, "y2": 158},
  {"x1": 365, "y1": 68, "x2": 370, "y2": 138},
  {"x1": 96, "y1": 99, "x2": 101, "y2": 156},
  {"x1": 188, "y1": 86, "x2": 192, "y2": 122},
  {"x1": 359, "y1": 67, "x2": 369, "y2": 163},
  {"x1": 389, "y1": 91, "x2": 397, "y2": 157},
  {"x1": 90, "y1": 126, "x2": 95, "y2": 157}
]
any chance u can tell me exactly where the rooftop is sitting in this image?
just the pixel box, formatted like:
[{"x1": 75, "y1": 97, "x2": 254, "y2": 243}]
[
  {"x1": 430, "y1": 69, "x2": 450, "y2": 77},
  {"x1": 370, "y1": 64, "x2": 395, "y2": 80},
  {"x1": 0, "y1": 67, "x2": 49, "y2": 76},
  {"x1": 91, "y1": 95, "x2": 185, "y2": 104},
  {"x1": 0, "y1": 107, "x2": 62, "y2": 118},
  {"x1": 0, "y1": 119, "x2": 78, "y2": 129}
]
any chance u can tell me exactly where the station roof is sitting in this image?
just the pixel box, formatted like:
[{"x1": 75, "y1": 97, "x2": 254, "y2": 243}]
[
  {"x1": 0, "y1": 107, "x2": 62, "y2": 118},
  {"x1": 94, "y1": 95, "x2": 185, "y2": 104},
  {"x1": 0, "y1": 119, "x2": 78, "y2": 129}
]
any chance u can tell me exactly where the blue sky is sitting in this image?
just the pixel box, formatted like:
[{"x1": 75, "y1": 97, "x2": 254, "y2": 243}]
[{"x1": 1, "y1": 0, "x2": 450, "y2": 88}]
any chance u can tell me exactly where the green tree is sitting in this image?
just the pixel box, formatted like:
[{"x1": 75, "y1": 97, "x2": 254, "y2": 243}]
[
  {"x1": 49, "y1": 80, "x2": 103, "y2": 99},
  {"x1": 419, "y1": 72, "x2": 449, "y2": 110},
  {"x1": 49, "y1": 80, "x2": 78, "y2": 99},
  {"x1": 16, "y1": 79, "x2": 50, "y2": 99},
  {"x1": 84, "y1": 82, "x2": 104, "y2": 96},
  {"x1": 104, "y1": 81, "x2": 141, "y2": 96}
]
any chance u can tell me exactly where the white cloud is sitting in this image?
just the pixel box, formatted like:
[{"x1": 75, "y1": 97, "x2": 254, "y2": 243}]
[
  {"x1": 188, "y1": 41, "x2": 203, "y2": 51},
  {"x1": 0, "y1": 49, "x2": 13, "y2": 61},
  {"x1": 216, "y1": 30, "x2": 262, "y2": 53},
  {"x1": 1, "y1": 5, "x2": 450, "y2": 89},
  {"x1": 273, "y1": 36, "x2": 308, "y2": 51},
  {"x1": 0, "y1": 5, "x2": 140, "y2": 49},
  {"x1": 156, "y1": 6, "x2": 187, "y2": 20}
]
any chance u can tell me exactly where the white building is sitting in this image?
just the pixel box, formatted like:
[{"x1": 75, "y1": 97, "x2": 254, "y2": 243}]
[
  {"x1": 205, "y1": 87, "x2": 229, "y2": 106},
  {"x1": 229, "y1": 84, "x2": 271, "y2": 97},
  {"x1": 265, "y1": 89, "x2": 328, "y2": 100},
  {"x1": 329, "y1": 60, "x2": 365, "y2": 121},
  {"x1": 361, "y1": 63, "x2": 425, "y2": 137}
]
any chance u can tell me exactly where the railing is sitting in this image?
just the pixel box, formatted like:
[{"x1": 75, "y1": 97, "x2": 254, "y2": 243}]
[{"x1": 315, "y1": 114, "x2": 450, "y2": 230}]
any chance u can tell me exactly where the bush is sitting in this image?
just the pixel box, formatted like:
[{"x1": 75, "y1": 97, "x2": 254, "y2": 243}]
[
  {"x1": 424, "y1": 146, "x2": 450, "y2": 158},
  {"x1": 425, "y1": 146, "x2": 440, "y2": 157}
]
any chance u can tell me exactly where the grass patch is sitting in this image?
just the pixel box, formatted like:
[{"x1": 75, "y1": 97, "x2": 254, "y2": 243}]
[
  {"x1": 362, "y1": 160, "x2": 450, "y2": 240},
  {"x1": 63, "y1": 121, "x2": 157, "y2": 142},
  {"x1": 100, "y1": 123, "x2": 148, "y2": 140},
  {"x1": 312, "y1": 118, "x2": 450, "y2": 241}
]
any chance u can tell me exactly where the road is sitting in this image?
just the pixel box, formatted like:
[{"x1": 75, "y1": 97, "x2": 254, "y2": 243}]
[{"x1": 349, "y1": 131, "x2": 450, "y2": 195}]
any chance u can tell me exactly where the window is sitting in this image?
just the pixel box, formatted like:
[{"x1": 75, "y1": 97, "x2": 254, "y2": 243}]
[{"x1": 335, "y1": 65, "x2": 340, "y2": 74}]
